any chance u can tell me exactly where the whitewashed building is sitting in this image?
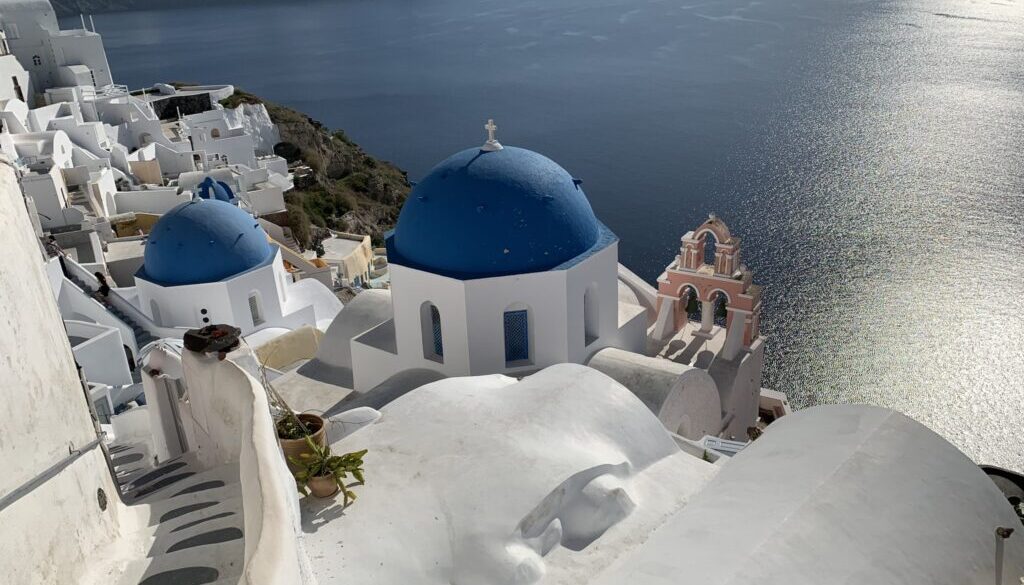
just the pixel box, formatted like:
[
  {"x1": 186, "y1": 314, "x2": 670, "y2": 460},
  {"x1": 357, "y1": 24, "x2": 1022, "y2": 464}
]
[
  {"x1": 312, "y1": 133, "x2": 647, "y2": 392},
  {"x1": 0, "y1": 0, "x2": 112, "y2": 96},
  {"x1": 135, "y1": 197, "x2": 340, "y2": 336}
]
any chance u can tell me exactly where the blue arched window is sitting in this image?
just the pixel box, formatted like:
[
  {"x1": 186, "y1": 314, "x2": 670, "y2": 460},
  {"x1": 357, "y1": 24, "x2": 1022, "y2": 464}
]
[
  {"x1": 431, "y1": 305, "x2": 443, "y2": 356},
  {"x1": 421, "y1": 301, "x2": 443, "y2": 362},
  {"x1": 504, "y1": 309, "x2": 530, "y2": 364}
]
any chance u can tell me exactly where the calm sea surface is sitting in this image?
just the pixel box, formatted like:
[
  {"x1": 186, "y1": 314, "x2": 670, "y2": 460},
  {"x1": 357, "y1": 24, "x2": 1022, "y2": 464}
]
[{"x1": 73, "y1": 0, "x2": 1024, "y2": 468}]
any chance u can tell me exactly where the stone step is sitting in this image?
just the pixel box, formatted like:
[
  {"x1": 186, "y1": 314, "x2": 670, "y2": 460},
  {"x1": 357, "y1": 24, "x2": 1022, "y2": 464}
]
[{"x1": 111, "y1": 539, "x2": 244, "y2": 585}]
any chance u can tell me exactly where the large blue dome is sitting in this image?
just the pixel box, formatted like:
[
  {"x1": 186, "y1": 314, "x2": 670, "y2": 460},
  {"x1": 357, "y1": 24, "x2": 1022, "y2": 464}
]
[
  {"x1": 140, "y1": 198, "x2": 274, "y2": 286},
  {"x1": 388, "y1": 146, "x2": 607, "y2": 279}
]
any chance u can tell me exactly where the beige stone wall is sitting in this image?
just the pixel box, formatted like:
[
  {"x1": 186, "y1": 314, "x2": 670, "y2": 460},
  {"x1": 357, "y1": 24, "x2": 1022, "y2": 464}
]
[
  {"x1": 335, "y1": 233, "x2": 372, "y2": 282},
  {"x1": 254, "y1": 325, "x2": 323, "y2": 370},
  {"x1": 128, "y1": 158, "x2": 163, "y2": 185}
]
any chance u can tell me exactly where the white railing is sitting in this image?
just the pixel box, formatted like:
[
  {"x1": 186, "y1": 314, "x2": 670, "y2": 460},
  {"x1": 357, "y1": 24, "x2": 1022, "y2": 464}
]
[
  {"x1": 62, "y1": 256, "x2": 187, "y2": 341},
  {"x1": 81, "y1": 84, "x2": 129, "y2": 102}
]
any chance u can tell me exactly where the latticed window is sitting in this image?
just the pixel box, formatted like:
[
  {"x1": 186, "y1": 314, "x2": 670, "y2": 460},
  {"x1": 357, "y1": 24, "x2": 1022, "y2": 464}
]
[
  {"x1": 431, "y1": 305, "x2": 443, "y2": 357},
  {"x1": 248, "y1": 294, "x2": 264, "y2": 326},
  {"x1": 504, "y1": 310, "x2": 529, "y2": 363}
]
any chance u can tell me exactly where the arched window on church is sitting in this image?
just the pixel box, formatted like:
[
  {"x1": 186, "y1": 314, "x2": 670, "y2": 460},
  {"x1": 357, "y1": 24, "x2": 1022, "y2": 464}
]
[
  {"x1": 584, "y1": 283, "x2": 599, "y2": 346},
  {"x1": 420, "y1": 301, "x2": 443, "y2": 362},
  {"x1": 32, "y1": 55, "x2": 41, "y2": 66},
  {"x1": 503, "y1": 304, "x2": 531, "y2": 366},
  {"x1": 211, "y1": 128, "x2": 221, "y2": 139},
  {"x1": 711, "y1": 290, "x2": 729, "y2": 328}
]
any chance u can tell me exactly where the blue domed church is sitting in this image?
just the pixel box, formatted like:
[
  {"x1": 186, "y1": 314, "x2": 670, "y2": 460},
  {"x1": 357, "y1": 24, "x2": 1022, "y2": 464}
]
[
  {"x1": 134, "y1": 198, "x2": 341, "y2": 336},
  {"x1": 329, "y1": 127, "x2": 650, "y2": 391}
]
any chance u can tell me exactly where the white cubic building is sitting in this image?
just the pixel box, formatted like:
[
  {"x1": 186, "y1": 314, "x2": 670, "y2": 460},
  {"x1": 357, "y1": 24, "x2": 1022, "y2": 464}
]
[
  {"x1": 0, "y1": 0, "x2": 112, "y2": 96},
  {"x1": 134, "y1": 197, "x2": 340, "y2": 336},
  {"x1": 319, "y1": 135, "x2": 648, "y2": 391}
]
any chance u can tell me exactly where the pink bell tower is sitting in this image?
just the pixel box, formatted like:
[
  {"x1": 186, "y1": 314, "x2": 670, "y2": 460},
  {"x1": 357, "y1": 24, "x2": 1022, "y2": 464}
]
[{"x1": 653, "y1": 214, "x2": 762, "y2": 360}]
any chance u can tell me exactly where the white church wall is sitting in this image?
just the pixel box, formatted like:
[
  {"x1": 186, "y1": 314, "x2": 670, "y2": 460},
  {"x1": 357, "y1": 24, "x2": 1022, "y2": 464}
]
[
  {"x1": 563, "y1": 242, "x2": 622, "y2": 364},
  {"x1": 390, "y1": 263, "x2": 470, "y2": 376},
  {"x1": 137, "y1": 277, "x2": 234, "y2": 330},
  {"x1": 351, "y1": 326, "x2": 403, "y2": 391},
  {"x1": 224, "y1": 259, "x2": 292, "y2": 333},
  {"x1": 0, "y1": 155, "x2": 125, "y2": 585},
  {"x1": 138, "y1": 251, "x2": 322, "y2": 338},
  {"x1": 463, "y1": 268, "x2": 570, "y2": 375}
]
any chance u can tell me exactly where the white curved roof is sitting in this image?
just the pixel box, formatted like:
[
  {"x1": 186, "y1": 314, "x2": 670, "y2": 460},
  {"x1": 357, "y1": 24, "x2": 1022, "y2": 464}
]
[
  {"x1": 0, "y1": 0, "x2": 57, "y2": 30},
  {"x1": 299, "y1": 289, "x2": 392, "y2": 385},
  {"x1": 592, "y1": 405, "x2": 1024, "y2": 585},
  {"x1": 306, "y1": 364, "x2": 718, "y2": 585}
]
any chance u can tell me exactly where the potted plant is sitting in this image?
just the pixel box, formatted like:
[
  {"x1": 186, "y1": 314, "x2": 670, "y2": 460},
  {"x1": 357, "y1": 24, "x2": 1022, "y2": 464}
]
[
  {"x1": 290, "y1": 436, "x2": 367, "y2": 504},
  {"x1": 249, "y1": 346, "x2": 328, "y2": 471},
  {"x1": 276, "y1": 412, "x2": 327, "y2": 472}
]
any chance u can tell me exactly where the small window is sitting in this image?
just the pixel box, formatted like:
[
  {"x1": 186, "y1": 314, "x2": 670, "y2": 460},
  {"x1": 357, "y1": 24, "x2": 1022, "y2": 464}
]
[
  {"x1": 248, "y1": 294, "x2": 264, "y2": 326},
  {"x1": 32, "y1": 55, "x2": 41, "y2": 67},
  {"x1": 420, "y1": 301, "x2": 443, "y2": 362},
  {"x1": 504, "y1": 309, "x2": 530, "y2": 364},
  {"x1": 150, "y1": 300, "x2": 162, "y2": 326},
  {"x1": 210, "y1": 128, "x2": 221, "y2": 139},
  {"x1": 584, "y1": 284, "x2": 599, "y2": 346}
]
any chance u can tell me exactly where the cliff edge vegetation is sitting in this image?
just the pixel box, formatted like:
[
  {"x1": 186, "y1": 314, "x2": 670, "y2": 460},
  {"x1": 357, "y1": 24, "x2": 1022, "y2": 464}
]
[{"x1": 220, "y1": 89, "x2": 409, "y2": 249}]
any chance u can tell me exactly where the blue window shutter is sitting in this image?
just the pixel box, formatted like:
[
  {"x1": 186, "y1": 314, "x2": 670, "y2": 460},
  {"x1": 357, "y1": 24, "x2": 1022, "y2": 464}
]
[
  {"x1": 504, "y1": 310, "x2": 529, "y2": 362},
  {"x1": 431, "y1": 305, "x2": 443, "y2": 356}
]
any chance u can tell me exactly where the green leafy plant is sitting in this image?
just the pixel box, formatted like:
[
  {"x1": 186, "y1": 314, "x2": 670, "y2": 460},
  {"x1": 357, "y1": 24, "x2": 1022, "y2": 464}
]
[{"x1": 289, "y1": 436, "x2": 367, "y2": 506}]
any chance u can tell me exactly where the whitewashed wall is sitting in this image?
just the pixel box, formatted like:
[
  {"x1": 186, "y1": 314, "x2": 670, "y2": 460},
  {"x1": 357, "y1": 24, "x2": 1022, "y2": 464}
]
[
  {"x1": 0, "y1": 155, "x2": 124, "y2": 584},
  {"x1": 66, "y1": 319, "x2": 133, "y2": 387}
]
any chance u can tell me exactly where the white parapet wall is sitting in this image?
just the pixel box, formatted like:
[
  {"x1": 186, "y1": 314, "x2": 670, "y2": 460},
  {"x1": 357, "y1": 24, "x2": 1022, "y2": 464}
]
[
  {"x1": 587, "y1": 347, "x2": 722, "y2": 439},
  {"x1": 181, "y1": 347, "x2": 315, "y2": 584},
  {"x1": 0, "y1": 156, "x2": 125, "y2": 584}
]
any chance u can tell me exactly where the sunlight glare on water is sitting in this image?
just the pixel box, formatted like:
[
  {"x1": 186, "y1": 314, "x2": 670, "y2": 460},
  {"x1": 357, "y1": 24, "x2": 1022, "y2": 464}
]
[{"x1": 89, "y1": 0, "x2": 1024, "y2": 468}]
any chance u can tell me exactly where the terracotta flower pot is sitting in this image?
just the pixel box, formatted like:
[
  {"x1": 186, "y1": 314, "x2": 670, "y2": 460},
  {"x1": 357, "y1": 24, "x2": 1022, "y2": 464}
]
[
  {"x1": 278, "y1": 413, "x2": 327, "y2": 472},
  {"x1": 308, "y1": 474, "x2": 339, "y2": 498}
]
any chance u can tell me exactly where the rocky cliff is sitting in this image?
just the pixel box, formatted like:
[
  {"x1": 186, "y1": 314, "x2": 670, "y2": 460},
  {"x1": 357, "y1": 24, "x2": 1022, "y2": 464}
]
[{"x1": 220, "y1": 89, "x2": 409, "y2": 248}]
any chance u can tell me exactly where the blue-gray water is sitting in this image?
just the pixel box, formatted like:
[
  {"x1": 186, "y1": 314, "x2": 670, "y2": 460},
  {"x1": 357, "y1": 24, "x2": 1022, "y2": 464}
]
[{"x1": 76, "y1": 0, "x2": 1024, "y2": 468}]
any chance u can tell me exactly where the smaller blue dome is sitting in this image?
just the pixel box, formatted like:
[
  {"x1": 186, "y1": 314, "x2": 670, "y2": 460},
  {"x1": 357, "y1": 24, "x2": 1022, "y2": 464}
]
[
  {"x1": 196, "y1": 177, "x2": 235, "y2": 202},
  {"x1": 140, "y1": 199, "x2": 274, "y2": 286}
]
